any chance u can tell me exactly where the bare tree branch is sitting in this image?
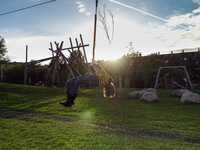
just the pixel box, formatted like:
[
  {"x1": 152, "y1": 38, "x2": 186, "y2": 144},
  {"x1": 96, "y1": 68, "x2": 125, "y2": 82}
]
[{"x1": 98, "y1": 4, "x2": 114, "y2": 44}]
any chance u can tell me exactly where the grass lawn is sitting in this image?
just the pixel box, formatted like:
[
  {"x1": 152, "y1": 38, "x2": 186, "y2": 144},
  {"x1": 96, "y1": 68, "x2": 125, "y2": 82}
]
[{"x1": 1, "y1": 83, "x2": 200, "y2": 149}]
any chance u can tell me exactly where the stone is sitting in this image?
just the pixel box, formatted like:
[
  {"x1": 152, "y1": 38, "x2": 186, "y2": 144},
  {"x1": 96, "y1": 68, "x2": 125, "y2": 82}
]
[
  {"x1": 181, "y1": 93, "x2": 200, "y2": 103},
  {"x1": 127, "y1": 91, "x2": 145, "y2": 99},
  {"x1": 140, "y1": 92, "x2": 158, "y2": 102},
  {"x1": 171, "y1": 90, "x2": 191, "y2": 97},
  {"x1": 142, "y1": 88, "x2": 156, "y2": 93}
]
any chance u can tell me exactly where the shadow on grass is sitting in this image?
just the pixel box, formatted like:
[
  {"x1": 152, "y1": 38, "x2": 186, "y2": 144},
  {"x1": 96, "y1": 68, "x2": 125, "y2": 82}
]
[{"x1": 0, "y1": 108, "x2": 75, "y2": 122}]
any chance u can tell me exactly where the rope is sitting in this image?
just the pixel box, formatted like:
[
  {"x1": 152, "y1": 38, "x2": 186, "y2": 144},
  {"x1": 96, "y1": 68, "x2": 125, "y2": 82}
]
[
  {"x1": 85, "y1": 0, "x2": 98, "y2": 76},
  {"x1": 92, "y1": 0, "x2": 98, "y2": 59}
]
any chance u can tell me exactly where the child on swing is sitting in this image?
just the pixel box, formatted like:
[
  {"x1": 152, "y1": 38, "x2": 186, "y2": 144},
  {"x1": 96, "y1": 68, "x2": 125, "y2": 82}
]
[{"x1": 59, "y1": 58, "x2": 116, "y2": 108}]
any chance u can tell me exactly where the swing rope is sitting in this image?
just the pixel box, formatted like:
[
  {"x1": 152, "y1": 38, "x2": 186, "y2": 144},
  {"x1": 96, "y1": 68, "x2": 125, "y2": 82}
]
[
  {"x1": 92, "y1": 0, "x2": 98, "y2": 59},
  {"x1": 85, "y1": 0, "x2": 98, "y2": 76}
]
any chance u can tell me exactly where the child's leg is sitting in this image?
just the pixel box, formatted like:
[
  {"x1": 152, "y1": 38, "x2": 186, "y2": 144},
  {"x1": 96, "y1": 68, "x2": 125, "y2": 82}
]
[
  {"x1": 68, "y1": 76, "x2": 91, "y2": 95},
  {"x1": 59, "y1": 76, "x2": 89, "y2": 107}
]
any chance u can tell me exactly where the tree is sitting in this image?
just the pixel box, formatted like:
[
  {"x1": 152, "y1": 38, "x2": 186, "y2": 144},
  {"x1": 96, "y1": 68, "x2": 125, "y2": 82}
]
[
  {"x1": 0, "y1": 36, "x2": 10, "y2": 63},
  {"x1": 131, "y1": 54, "x2": 165, "y2": 88},
  {"x1": 122, "y1": 42, "x2": 141, "y2": 78}
]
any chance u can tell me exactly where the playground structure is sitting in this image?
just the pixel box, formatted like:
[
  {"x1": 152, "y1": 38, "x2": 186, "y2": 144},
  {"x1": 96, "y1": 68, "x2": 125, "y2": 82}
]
[
  {"x1": 23, "y1": 0, "x2": 122, "y2": 98},
  {"x1": 154, "y1": 66, "x2": 193, "y2": 90},
  {"x1": 24, "y1": 34, "x2": 90, "y2": 88}
]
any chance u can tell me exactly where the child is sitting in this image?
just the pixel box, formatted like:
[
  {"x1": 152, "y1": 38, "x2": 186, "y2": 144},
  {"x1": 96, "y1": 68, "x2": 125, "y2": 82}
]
[{"x1": 59, "y1": 58, "x2": 116, "y2": 108}]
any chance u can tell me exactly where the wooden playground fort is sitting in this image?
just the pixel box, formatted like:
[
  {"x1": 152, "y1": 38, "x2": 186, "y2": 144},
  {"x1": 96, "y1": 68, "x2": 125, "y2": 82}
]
[{"x1": 23, "y1": 34, "x2": 90, "y2": 88}]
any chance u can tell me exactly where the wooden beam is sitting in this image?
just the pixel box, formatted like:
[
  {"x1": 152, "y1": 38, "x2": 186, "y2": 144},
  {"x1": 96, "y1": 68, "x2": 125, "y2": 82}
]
[
  {"x1": 25, "y1": 56, "x2": 56, "y2": 66},
  {"x1": 183, "y1": 66, "x2": 193, "y2": 90},
  {"x1": 67, "y1": 49, "x2": 88, "y2": 71},
  {"x1": 59, "y1": 51, "x2": 81, "y2": 76},
  {"x1": 51, "y1": 53, "x2": 59, "y2": 87},
  {"x1": 80, "y1": 34, "x2": 89, "y2": 69},
  {"x1": 154, "y1": 67, "x2": 161, "y2": 89},
  {"x1": 59, "y1": 44, "x2": 89, "y2": 51}
]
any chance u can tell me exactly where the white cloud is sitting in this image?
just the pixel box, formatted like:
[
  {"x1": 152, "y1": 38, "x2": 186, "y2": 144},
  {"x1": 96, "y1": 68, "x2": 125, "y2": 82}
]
[
  {"x1": 193, "y1": 6, "x2": 200, "y2": 14},
  {"x1": 75, "y1": 1, "x2": 91, "y2": 15},
  {"x1": 192, "y1": 0, "x2": 200, "y2": 5},
  {"x1": 78, "y1": 8, "x2": 86, "y2": 13},
  {"x1": 146, "y1": 6, "x2": 200, "y2": 52}
]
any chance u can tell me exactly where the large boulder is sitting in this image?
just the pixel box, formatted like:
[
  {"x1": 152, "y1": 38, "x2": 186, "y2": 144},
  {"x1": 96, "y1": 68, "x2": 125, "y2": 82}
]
[
  {"x1": 142, "y1": 88, "x2": 156, "y2": 93},
  {"x1": 181, "y1": 93, "x2": 200, "y2": 103},
  {"x1": 171, "y1": 90, "x2": 191, "y2": 97},
  {"x1": 127, "y1": 91, "x2": 145, "y2": 99},
  {"x1": 140, "y1": 92, "x2": 158, "y2": 102},
  {"x1": 127, "y1": 88, "x2": 157, "y2": 99}
]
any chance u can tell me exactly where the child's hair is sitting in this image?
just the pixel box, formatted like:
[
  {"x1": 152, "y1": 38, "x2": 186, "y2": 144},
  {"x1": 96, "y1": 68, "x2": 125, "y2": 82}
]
[{"x1": 103, "y1": 82, "x2": 116, "y2": 98}]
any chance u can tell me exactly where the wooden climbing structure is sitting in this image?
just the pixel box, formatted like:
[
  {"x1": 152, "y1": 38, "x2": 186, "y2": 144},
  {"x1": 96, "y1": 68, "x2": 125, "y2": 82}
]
[{"x1": 24, "y1": 34, "x2": 90, "y2": 88}]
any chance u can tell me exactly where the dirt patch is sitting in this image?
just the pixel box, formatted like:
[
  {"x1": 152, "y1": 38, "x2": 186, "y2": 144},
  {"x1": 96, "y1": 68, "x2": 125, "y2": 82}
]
[{"x1": 0, "y1": 108, "x2": 74, "y2": 122}]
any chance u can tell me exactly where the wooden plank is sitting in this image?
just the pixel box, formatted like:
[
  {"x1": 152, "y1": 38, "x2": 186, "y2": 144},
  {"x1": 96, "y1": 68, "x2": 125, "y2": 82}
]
[
  {"x1": 51, "y1": 53, "x2": 59, "y2": 87},
  {"x1": 69, "y1": 38, "x2": 74, "y2": 53},
  {"x1": 154, "y1": 67, "x2": 161, "y2": 89},
  {"x1": 59, "y1": 51, "x2": 81, "y2": 76},
  {"x1": 26, "y1": 56, "x2": 56, "y2": 66},
  {"x1": 80, "y1": 34, "x2": 89, "y2": 69},
  {"x1": 67, "y1": 49, "x2": 88, "y2": 71},
  {"x1": 59, "y1": 44, "x2": 89, "y2": 51},
  {"x1": 183, "y1": 66, "x2": 193, "y2": 90}
]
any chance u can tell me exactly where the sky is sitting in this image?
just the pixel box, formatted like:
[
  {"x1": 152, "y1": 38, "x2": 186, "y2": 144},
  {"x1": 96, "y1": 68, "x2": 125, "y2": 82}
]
[{"x1": 1, "y1": 0, "x2": 200, "y2": 64}]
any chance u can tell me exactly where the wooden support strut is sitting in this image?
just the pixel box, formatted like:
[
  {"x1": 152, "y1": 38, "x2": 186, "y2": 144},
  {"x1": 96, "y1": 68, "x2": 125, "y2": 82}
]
[
  {"x1": 51, "y1": 43, "x2": 60, "y2": 87},
  {"x1": 67, "y1": 49, "x2": 89, "y2": 72},
  {"x1": 59, "y1": 51, "x2": 81, "y2": 76},
  {"x1": 25, "y1": 56, "x2": 56, "y2": 66},
  {"x1": 80, "y1": 34, "x2": 89, "y2": 69}
]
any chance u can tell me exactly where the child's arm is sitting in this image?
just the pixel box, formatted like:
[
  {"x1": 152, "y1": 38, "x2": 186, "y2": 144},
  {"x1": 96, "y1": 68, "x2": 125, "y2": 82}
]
[
  {"x1": 90, "y1": 60, "x2": 98, "y2": 74},
  {"x1": 92, "y1": 59, "x2": 109, "y2": 77}
]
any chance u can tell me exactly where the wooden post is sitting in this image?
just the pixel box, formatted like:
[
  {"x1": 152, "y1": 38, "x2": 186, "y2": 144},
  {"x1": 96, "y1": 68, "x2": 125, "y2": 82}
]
[
  {"x1": 154, "y1": 67, "x2": 161, "y2": 89},
  {"x1": 0, "y1": 64, "x2": 2, "y2": 82},
  {"x1": 51, "y1": 54, "x2": 59, "y2": 87},
  {"x1": 80, "y1": 34, "x2": 89, "y2": 69},
  {"x1": 183, "y1": 66, "x2": 193, "y2": 90},
  {"x1": 114, "y1": 76, "x2": 122, "y2": 99},
  {"x1": 67, "y1": 49, "x2": 88, "y2": 71},
  {"x1": 24, "y1": 45, "x2": 28, "y2": 85},
  {"x1": 118, "y1": 76, "x2": 122, "y2": 99}
]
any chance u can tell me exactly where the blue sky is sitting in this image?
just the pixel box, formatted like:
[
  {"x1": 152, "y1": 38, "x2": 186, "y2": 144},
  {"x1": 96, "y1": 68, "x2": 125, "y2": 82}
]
[{"x1": 1, "y1": 0, "x2": 200, "y2": 63}]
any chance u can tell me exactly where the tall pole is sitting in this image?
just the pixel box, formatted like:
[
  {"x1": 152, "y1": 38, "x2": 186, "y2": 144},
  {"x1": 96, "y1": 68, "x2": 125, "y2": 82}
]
[
  {"x1": 24, "y1": 45, "x2": 28, "y2": 85},
  {"x1": 93, "y1": 0, "x2": 98, "y2": 59}
]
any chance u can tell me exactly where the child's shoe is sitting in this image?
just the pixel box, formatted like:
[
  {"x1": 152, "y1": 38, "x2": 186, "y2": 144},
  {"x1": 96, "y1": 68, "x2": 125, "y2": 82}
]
[{"x1": 59, "y1": 101, "x2": 71, "y2": 108}]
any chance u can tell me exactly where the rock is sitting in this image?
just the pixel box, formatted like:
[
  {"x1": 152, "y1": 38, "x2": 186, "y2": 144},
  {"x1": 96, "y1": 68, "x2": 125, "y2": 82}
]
[
  {"x1": 181, "y1": 93, "x2": 200, "y2": 103},
  {"x1": 127, "y1": 91, "x2": 145, "y2": 99},
  {"x1": 142, "y1": 88, "x2": 156, "y2": 93},
  {"x1": 140, "y1": 92, "x2": 158, "y2": 102},
  {"x1": 171, "y1": 90, "x2": 191, "y2": 97}
]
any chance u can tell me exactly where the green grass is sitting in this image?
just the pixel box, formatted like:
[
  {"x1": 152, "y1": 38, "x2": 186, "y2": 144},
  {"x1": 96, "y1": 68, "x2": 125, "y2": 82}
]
[{"x1": 1, "y1": 83, "x2": 200, "y2": 149}]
